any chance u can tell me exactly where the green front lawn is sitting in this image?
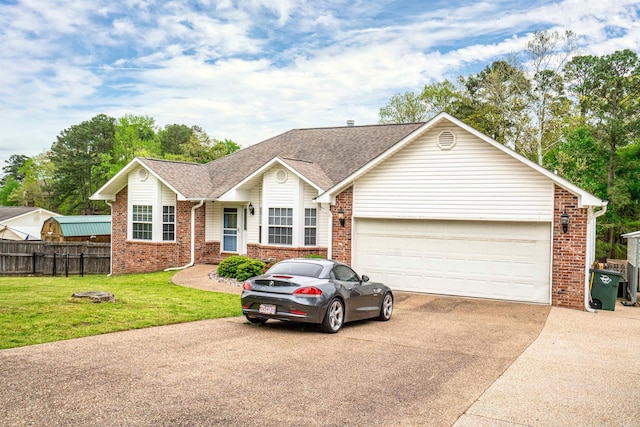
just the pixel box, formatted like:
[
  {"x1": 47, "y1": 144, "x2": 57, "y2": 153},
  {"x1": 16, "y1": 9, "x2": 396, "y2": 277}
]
[{"x1": 0, "y1": 271, "x2": 242, "y2": 350}]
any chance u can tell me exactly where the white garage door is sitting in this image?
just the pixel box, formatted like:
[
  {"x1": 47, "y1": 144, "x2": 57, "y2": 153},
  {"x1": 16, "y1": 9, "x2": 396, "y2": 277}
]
[{"x1": 354, "y1": 219, "x2": 551, "y2": 304}]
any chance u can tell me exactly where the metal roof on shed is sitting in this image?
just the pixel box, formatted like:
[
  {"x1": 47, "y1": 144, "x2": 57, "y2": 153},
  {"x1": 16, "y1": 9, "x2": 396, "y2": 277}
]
[{"x1": 52, "y1": 215, "x2": 111, "y2": 237}]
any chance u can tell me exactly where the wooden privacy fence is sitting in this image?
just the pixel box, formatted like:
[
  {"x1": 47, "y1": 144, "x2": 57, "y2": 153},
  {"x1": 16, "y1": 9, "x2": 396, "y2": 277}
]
[{"x1": 0, "y1": 241, "x2": 110, "y2": 276}]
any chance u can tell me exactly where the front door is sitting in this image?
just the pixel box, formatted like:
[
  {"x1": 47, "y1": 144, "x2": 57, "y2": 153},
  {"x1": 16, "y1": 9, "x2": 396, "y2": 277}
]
[{"x1": 223, "y1": 208, "x2": 238, "y2": 252}]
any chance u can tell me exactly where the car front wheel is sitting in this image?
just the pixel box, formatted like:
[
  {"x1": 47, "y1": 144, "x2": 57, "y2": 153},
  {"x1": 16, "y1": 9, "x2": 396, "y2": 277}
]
[
  {"x1": 377, "y1": 292, "x2": 393, "y2": 321},
  {"x1": 320, "y1": 298, "x2": 344, "y2": 333}
]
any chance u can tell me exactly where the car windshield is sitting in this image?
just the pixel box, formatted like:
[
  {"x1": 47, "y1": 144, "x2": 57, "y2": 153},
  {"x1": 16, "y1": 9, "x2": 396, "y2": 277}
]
[{"x1": 267, "y1": 262, "x2": 324, "y2": 278}]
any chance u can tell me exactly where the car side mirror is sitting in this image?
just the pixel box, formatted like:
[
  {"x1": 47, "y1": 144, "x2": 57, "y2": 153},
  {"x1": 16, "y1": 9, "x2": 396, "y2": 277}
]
[{"x1": 361, "y1": 275, "x2": 370, "y2": 283}]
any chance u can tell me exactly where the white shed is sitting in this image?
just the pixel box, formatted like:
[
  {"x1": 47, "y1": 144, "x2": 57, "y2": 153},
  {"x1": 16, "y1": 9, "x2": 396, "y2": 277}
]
[
  {"x1": 622, "y1": 230, "x2": 640, "y2": 305},
  {"x1": 0, "y1": 207, "x2": 60, "y2": 240}
]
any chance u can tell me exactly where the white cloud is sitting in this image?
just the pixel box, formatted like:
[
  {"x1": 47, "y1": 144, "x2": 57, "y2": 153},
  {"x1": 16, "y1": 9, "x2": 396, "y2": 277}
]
[{"x1": 0, "y1": 0, "x2": 638, "y2": 169}]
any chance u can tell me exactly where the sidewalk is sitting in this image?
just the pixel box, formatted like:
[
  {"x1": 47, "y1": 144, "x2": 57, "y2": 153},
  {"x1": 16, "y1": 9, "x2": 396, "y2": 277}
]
[{"x1": 455, "y1": 301, "x2": 640, "y2": 426}]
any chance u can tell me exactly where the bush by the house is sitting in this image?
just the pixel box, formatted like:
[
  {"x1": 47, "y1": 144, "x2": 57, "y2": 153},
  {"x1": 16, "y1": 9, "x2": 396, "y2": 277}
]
[
  {"x1": 235, "y1": 259, "x2": 266, "y2": 281},
  {"x1": 303, "y1": 253, "x2": 324, "y2": 259},
  {"x1": 217, "y1": 255, "x2": 265, "y2": 281}
]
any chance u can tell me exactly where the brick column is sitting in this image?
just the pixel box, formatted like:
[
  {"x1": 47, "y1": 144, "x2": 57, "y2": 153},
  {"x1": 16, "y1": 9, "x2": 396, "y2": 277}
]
[
  {"x1": 110, "y1": 188, "x2": 128, "y2": 275},
  {"x1": 331, "y1": 187, "x2": 353, "y2": 264},
  {"x1": 552, "y1": 185, "x2": 588, "y2": 309}
]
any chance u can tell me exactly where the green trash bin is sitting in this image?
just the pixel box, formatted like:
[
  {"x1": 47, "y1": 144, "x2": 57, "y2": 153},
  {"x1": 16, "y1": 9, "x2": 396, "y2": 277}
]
[{"x1": 589, "y1": 269, "x2": 623, "y2": 311}]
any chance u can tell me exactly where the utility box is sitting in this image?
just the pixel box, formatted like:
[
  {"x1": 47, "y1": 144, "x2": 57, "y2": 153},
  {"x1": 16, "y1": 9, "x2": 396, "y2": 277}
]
[{"x1": 590, "y1": 269, "x2": 623, "y2": 311}]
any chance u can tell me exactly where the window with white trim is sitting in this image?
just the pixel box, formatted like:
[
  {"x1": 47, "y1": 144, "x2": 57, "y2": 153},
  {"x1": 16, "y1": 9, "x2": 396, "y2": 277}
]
[
  {"x1": 162, "y1": 206, "x2": 175, "y2": 241},
  {"x1": 304, "y1": 208, "x2": 317, "y2": 246},
  {"x1": 268, "y1": 208, "x2": 293, "y2": 245},
  {"x1": 132, "y1": 205, "x2": 152, "y2": 240}
]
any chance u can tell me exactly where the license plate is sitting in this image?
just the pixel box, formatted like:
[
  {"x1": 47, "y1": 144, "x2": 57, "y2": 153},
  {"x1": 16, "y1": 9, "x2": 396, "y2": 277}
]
[{"x1": 259, "y1": 304, "x2": 276, "y2": 315}]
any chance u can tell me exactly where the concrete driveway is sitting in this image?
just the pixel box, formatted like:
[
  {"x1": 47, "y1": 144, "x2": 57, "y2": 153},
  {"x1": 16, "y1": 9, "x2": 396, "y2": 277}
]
[{"x1": 0, "y1": 282, "x2": 549, "y2": 426}]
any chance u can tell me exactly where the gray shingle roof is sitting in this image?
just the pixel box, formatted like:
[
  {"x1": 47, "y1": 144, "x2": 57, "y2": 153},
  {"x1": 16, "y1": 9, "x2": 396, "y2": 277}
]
[
  {"x1": 138, "y1": 158, "x2": 212, "y2": 199},
  {"x1": 0, "y1": 206, "x2": 38, "y2": 222},
  {"x1": 148, "y1": 122, "x2": 424, "y2": 199}
]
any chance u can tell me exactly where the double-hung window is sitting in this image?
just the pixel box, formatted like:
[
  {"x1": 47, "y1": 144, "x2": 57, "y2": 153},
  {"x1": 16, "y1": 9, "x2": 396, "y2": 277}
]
[
  {"x1": 268, "y1": 208, "x2": 293, "y2": 245},
  {"x1": 304, "y1": 208, "x2": 317, "y2": 246},
  {"x1": 162, "y1": 206, "x2": 175, "y2": 241},
  {"x1": 132, "y1": 205, "x2": 152, "y2": 240}
]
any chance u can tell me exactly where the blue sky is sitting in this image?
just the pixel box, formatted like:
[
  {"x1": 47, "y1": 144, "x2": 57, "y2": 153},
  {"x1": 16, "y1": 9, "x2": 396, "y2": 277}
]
[{"x1": 0, "y1": 0, "x2": 639, "y2": 168}]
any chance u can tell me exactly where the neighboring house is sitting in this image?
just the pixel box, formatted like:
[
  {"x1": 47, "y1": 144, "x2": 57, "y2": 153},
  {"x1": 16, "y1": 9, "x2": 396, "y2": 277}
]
[
  {"x1": 91, "y1": 113, "x2": 607, "y2": 310},
  {"x1": 0, "y1": 206, "x2": 60, "y2": 240},
  {"x1": 41, "y1": 215, "x2": 111, "y2": 243}
]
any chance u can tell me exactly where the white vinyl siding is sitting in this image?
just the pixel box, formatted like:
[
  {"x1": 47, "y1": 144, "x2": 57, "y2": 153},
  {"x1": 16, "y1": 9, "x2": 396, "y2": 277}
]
[
  {"x1": 247, "y1": 185, "x2": 261, "y2": 244},
  {"x1": 354, "y1": 124, "x2": 554, "y2": 221},
  {"x1": 206, "y1": 201, "x2": 221, "y2": 241},
  {"x1": 627, "y1": 235, "x2": 638, "y2": 267},
  {"x1": 354, "y1": 218, "x2": 551, "y2": 304},
  {"x1": 128, "y1": 166, "x2": 156, "y2": 205},
  {"x1": 161, "y1": 185, "x2": 175, "y2": 206},
  {"x1": 263, "y1": 167, "x2": 297, "y2": 207}
]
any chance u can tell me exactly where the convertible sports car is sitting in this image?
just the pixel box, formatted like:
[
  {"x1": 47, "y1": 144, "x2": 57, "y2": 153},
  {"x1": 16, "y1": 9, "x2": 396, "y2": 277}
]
[{"x1": 241, "y1": 258, "x2": 393, "y2": 333}]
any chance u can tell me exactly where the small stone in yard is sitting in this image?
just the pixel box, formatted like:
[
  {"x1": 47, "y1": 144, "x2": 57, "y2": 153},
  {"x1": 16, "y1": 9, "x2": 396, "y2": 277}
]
[{"x1": 72, "y1": 291, "x2": 115, "y2": 303}]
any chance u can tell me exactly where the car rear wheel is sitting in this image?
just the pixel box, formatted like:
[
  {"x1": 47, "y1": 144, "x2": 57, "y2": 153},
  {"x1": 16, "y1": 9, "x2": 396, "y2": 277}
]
[
  {"x1": 246, "y1": 315, "x2": 267, "y2": 325},
  {"x1": 320, "y1": 298, "x2": 344, "y2": 333},
  {"x1": 377, "y1": 293, "x2": 393, "y2": 321}
]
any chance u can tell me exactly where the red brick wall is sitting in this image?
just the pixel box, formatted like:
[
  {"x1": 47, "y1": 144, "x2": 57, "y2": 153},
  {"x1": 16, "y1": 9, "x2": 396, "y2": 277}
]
[
  {"x1": 552, "y1": 185, "x2": 589, "y2": 309},
  {"x1": 331, "y1": 187, "x2": 353, "y2": 264},
  {"x1": 111, "y1": 189, "x2": 206, "y2": 275},
  {"x1": 247, "y1": 244, "x2": 328, "y2": 261}
]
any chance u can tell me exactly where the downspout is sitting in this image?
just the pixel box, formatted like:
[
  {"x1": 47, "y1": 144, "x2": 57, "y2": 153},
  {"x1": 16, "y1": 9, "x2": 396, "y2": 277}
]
[
  {"x1": 585, "y1": 203, "x2": 608, "y2": 312},
  {"x1": 165, "y1": 200, "x2": 204, "y2": 271},
  {"x1": 105, "y1": 200, "x2": 113, "y2": 276}
]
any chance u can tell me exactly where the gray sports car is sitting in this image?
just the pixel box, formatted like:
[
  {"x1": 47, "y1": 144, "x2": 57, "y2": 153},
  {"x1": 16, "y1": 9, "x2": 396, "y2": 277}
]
[{"x1": 241, "y1": 258, "x2": 393, "y2": 333}]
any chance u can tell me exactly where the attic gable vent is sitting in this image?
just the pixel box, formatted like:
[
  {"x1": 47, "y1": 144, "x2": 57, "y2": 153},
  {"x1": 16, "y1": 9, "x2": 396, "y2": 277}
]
[
  {"x1": 437, "y1": 130, "x2": 456, "y2": 150},
  {"x1": 138, "y1": 168, "x2": 149, "y2": 181},
  {"x1": 275, "y1": 169, "x2": 288, "y2": 184}
]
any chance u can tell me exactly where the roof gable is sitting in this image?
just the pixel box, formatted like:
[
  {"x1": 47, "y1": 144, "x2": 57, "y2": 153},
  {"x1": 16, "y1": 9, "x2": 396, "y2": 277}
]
[
  {"x1": 0, "y1": 207, "x2": 60, "y2": 223},
  {"x1": 315, "y1": 113, "x2": 604, "y2": 208}
]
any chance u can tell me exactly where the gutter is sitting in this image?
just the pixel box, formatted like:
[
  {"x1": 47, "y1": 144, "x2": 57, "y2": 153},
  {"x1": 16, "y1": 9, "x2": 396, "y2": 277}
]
[
  {"x1": 165, "y1": 200, "x2": 204, "y2": 272},
  {"x1": 585, "y1": 203, "x2": 608, "y2": 313}
]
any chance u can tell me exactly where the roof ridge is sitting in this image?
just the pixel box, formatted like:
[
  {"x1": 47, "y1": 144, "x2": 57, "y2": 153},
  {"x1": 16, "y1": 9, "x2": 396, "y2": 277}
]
[
  {"x1": 281, "y1": 157, "x2": 314, "y2": 164},
  {"x1": 291, "y1": 122, "x2": 427, "y2": 131},
  {"x1": 141, "y1": 157, "x2": 204, "y2": 166}
]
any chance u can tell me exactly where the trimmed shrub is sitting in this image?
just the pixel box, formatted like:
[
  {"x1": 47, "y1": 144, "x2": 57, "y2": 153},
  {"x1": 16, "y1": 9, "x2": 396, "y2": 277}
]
[
  {"x1": 217, "y1": 255, "x2": 250, "y2": 278},
  {"x1": 235, "y1": 259, "x2": 266, "y2": 281},
  {"x1": 217, "y1": 255, "x2": 266, "y2": 281},
  {"x1": 303, "y1": 253, "x2": 324, "y2": 259}
]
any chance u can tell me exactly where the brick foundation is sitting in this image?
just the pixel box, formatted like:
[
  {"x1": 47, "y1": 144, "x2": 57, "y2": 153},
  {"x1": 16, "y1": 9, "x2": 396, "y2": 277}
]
[
  {"x1": 552, "y1": 185, "x2": 588, "y2": 310},
  {"x1": 247, "y1": 244, "x2": 328, "y2": 261},
  {"x1": 331, "y1": 187, "x2": 353, "y2": 265}
]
